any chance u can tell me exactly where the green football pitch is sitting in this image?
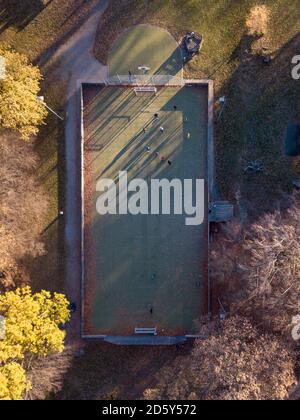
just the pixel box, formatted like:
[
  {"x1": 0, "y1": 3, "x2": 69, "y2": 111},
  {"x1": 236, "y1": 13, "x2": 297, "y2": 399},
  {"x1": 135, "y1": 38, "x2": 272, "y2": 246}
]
[{"x1": 82, "y1": 84, "x2": 209, "y2": 337}]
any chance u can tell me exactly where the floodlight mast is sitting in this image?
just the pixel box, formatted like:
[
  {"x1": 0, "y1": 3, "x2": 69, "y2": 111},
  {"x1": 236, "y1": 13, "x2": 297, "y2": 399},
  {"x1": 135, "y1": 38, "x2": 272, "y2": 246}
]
[
  {"x1": 37, "y1": 96, "x2": 64, "y2": 121},
  {"x1": 0, "y1": 56, "x2": 6, "y2": 80}
]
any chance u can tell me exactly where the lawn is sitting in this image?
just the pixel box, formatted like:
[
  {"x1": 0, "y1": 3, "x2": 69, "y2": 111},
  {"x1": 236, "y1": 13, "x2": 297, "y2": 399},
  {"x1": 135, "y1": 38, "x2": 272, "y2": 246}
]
[
  {"x1": 108, "y1": 25, "x2": 183, "y2": 77},
  {"x1": 0, "y1": 0, "x2": 101, "y2": 62}
]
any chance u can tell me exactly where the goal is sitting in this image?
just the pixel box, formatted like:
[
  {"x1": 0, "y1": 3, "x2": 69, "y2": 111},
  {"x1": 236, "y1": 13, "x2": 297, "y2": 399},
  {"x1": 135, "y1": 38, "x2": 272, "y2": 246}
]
[
  {"x1": 134, "y1": 86, "x2": 157, "y2": 96},
  {"x1": 138, "y1": 65, "x2": 151, "y2": 74}
]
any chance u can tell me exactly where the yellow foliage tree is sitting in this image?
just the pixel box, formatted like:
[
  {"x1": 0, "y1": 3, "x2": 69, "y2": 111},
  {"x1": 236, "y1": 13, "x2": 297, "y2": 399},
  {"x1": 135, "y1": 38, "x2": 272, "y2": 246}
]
[
  {"x1": 0, "y1": 46, "x2": 47, "y2": 140},
  {"x1": 0, "y1": 363, "x2": 30, "y2": 400},
  {"x1": 0, "y1": 287, "x2": 70, "y2": 400}
]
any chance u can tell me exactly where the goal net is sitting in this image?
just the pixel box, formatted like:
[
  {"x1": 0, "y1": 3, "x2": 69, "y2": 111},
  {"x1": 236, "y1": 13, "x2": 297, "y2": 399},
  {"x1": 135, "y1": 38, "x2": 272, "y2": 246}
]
[
  {"x1": 105, "y1": 75, "x2": 184, "y2": 87},
  {"x1": 134, "y1": 86, "x2": 157, "y2": 96}
]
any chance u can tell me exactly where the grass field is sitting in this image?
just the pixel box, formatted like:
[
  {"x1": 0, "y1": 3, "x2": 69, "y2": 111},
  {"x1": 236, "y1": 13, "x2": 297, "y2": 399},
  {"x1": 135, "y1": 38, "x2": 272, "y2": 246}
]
[
  {"x1": 108, "y1": 25, "x2": 183, "y2": 77},
  {"x1": 82, "y1": 83, "x2": 209, "y2": 337},
  {"x1": 0, "y1": 0, "x2": 101, "y2": 62}
]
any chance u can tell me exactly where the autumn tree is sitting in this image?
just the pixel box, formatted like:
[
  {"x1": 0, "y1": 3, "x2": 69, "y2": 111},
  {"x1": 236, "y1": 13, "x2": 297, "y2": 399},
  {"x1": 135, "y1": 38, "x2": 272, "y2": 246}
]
[
  {"x1": 0, "y1": 45, "x2": 47, "y2": 140},
  {"x1": 246, "y1": 5, "x2": 270, "y2": 36},
  {"x1": 0, "y1": 363, "x2": 30, "y2": 400},
  {"x1": 0, "y1": 132, "x2": 49, "y2": 290},
  {"x1": 211, "y1": 193, "x2": 300, "y2": 336},
  {"x1": 143, "y1": 317, "x2": 296, "y2": 401},
  {"x1": 0, "y1": 287, "x2": 70, "y2": 400}
]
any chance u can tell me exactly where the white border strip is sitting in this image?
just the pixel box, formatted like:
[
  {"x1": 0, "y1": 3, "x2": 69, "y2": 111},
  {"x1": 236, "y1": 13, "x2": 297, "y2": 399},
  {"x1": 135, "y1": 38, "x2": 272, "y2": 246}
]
[{"x1": 80, "y1": 84, "x2": 86, "y2": 338}]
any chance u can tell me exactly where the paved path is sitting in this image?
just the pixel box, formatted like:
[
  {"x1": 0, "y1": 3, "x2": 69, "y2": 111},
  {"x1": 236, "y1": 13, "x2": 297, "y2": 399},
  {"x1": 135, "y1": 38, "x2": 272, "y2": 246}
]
[{"x1": 52, "y1": 0, "x2": 109, "y2": 342}]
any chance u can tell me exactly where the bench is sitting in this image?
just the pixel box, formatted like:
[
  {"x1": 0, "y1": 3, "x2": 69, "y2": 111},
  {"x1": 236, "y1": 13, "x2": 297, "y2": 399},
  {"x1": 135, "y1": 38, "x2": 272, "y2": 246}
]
[
  {"x1": 134, "y1": 86, "x2": 157, "y2": 95},
  {"x1": 135, "y1": 327, "x2": 157, "y2": 336}
]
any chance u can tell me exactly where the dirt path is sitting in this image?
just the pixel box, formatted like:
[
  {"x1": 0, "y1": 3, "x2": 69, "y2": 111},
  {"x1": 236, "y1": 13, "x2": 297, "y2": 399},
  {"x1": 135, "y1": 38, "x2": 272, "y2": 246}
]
[{"x1": 51, "y1": 0, "x2": 109, "y2": 342}]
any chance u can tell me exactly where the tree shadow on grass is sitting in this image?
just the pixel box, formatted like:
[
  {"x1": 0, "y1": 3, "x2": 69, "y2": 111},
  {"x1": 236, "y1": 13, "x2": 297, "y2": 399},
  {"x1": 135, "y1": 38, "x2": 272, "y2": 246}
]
[
  {"x1": 35, "y1": 0, "x2": 106, "y2": 68},
  {"x1": 216, "y1": 30, "x2": 300, "y2": 219},
  {"x1": 0, "y1": 0, "x2": 52, "y2": 33},
  {"x1": 55, "y1": 341, "x2": 192, "y2": 400},
  {"x1": 18, "y1": 97, "x2": 66, "y2": 295}
]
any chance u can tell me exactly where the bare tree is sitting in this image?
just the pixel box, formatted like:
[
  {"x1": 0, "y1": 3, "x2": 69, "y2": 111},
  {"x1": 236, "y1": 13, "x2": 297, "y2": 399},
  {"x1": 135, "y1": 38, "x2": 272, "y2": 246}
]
[
  {"x1": 211, "y1": 194, "x2": 300, "y2": 337},
  {"x1": 26, "y1": 346, "x2": 74, "y2": 400},
  {"x1": 246, "y1": 5, "x2": 270, "y2": 36},
  {"x1": 0, "y1": 132, "x2": 49, "y2": 289},
  {"x1": 143, "y1": 317, "x2": 296, "y2": 401}
]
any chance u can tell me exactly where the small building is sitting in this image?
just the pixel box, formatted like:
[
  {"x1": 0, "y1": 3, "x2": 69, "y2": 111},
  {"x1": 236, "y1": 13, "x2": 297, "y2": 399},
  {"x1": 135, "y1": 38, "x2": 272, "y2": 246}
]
[{"x1": 285, "y1": 120, "x2": 300, "y2": 157}]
